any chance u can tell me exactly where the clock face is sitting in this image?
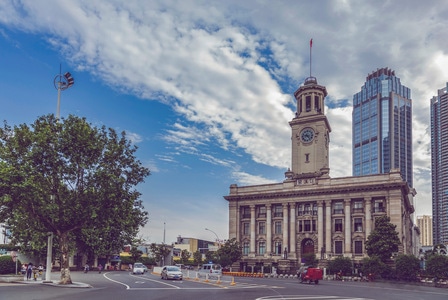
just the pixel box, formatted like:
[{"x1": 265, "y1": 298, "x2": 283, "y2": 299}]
[{"x1": 300, "y1": 128, "x2": 315, "y2": 142}]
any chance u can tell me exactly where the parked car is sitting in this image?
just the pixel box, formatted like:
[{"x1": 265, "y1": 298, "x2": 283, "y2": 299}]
[
  {"x1": 132, "y1": 263, "x2": 145, "y2": 275},
  {"x1": 161, "y1": 265, "x2": 183, "y2": 280}
]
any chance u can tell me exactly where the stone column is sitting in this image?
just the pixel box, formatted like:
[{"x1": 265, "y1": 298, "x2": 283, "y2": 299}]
[
  {"x1": 344, "y1": 199, "x2": 351, "y2": 254},
  {"x1": 365, "y1": 198, "x2": 372, "y2": 237},
  {"x1": 325, "y1": 200, "x2": 332, "y2": 256},
  {"x1": 229, "y1": 202, "x2": 238, "y2": 240},
  {"x1": 266, "y1": 204, "x2": 272, "y2": 255},
  {"x1": 289, "y1": 203, "x2": 296, "y2": 258},
  {"x1": 283, "y1": 203, "x2": 289, "y2": 257},
  {"x1": 250, "y1": 205, "x2": 256, "y2": 256},
  {"x1": 317, "y1": 200, "x2": 324, "y2": 255}
]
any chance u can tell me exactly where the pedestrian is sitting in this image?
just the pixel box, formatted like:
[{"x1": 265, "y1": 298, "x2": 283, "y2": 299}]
[
  {"x1": 98, "y1": 264, "x2": 103, "y2": 274},
  {"x1": 84, "y1": 263, "x2": 89, "y2": 273},
  {"x1": 26, "y1": 263, "x2": 33, "y2": 280}
]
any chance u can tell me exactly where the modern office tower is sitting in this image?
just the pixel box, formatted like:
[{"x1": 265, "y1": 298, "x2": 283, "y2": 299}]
[
  {"x1": 431, "y1": 83, "x2": 448, "y2": 245},
  {"x1": 352, "y1": 68, "x2": 413, "y2": 187},
  {"x1": 417, "y1": 215, "x2": 433, "y2": 246}
]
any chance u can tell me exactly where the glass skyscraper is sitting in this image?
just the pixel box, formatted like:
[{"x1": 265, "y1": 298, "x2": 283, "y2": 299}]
[
  {"x1": 431, "y1": 83, "x2": 448, "y2": 245},
  {"x1": 352, "y1": 68, "x2": 413, "y2": 187}
]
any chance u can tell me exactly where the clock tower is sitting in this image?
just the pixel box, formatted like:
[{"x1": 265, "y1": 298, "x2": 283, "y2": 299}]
[{"x1": 286, "y1": 76, "x2": 331, "y2": 181}]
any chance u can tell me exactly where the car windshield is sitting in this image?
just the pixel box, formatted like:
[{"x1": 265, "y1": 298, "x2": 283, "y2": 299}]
[
  {"x1": 167, "y1": 266, "x2": 180, "y2": 271},
  {"x1": 134, "y1": 263, "x2": 143, "y2": 268}
]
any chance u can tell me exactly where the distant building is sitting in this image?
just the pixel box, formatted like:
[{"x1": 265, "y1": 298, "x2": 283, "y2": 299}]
[
  {"x1": 225, "y1": 74, "x2": 416, "y2": 273},
  {"x1": 173, "y1": 236, "x2": 218, "y2": 262},
  {"x1": 352, "y1": 68, "x2": 413, "y2": 187},
  {"x1": 430, "y1": 83, "x2": 448, "y2": 245},
  {"x1": 417, "y1": 215, "x2": 433, "y2": 246}
]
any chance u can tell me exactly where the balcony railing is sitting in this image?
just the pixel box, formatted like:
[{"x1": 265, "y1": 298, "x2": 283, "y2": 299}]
[{"x1": 333, "y1": 209, "x2": 344, "y2": 214}]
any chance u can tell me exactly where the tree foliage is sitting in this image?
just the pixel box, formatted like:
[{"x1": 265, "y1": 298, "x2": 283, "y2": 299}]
[
  {"x1": 327, "y1": 256, "x2": 352, "y2": 275},
  {"x1": 0, "y1": 115, "x2": 150, "y2": 283},
  {"x1": 426, "y1": 254, "x2": 448, "y2": 279},
  {"x1": 365, "y1": 216, "x2": 400, "y2": 261},
  {"x1": 148, "y1": 243, "x2": 171, "y2": 266},
  {"x1": 0, "y1": 255, "x2": 21, "y2": 275},
  {"x1": 361, "y1": 256, "x2": 387, "y2": 279},
  {"x1": 193, "y1": 250, "x2": 203, "y2": 266},
  {"x1": 215, "y1": 238, "x2": 242, "y2": 268},
  {"x1": 180, "y1": 249, "x2": 191, "y2": 265},
  {"x1": 302, "y1": 253, "x2": 318, "y2": 267},
  {"x1": 395, "y1": 254, "x2": 420, "y2": 281}
]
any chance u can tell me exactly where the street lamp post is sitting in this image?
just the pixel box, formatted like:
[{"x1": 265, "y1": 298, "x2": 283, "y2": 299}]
[
  {"x1": 205, "y1": 228, "x2": 220, "y2": 248},
  {"x1": 45, "y1": 68, "x2": 74, "y2": 283}
]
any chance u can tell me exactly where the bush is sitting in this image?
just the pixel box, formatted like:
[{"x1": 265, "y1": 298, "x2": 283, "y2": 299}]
[
  {"x1": 395, "y1": 254, "x2": 420, "y2": 281},
  {"x1": 426, "y1": 254, "x2": 448, "y2": 279},
  {"x1": 361, "y1": 256, "x2": 387, "y2": 279},
  {"x1": 0, "y1": 256, "x2": 21, "y2": 275},
  {"x1": 327, "y1": 256, "x2": 352, "y2": 275}
]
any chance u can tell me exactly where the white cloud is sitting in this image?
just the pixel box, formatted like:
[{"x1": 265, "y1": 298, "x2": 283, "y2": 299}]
[{"x1": 2, "y1": 0, "x2": 446, "y2": 221}]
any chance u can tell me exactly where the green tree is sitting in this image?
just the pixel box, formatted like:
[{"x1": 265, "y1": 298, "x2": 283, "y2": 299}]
[
  {"x1": 426, "y1": 254, "x2": 448, "y2": 279},
  {"x1": 395, "y1": 254, "x2": 420, "y2": 281},
  {"x1": 180, "y1": 249, "x2": 191, "y2": 265},
  {"x1": 193, "y1": 250, "x2": 203, "y2": 266},
  {"x1": 149, "y1": 243, "x2": 171, "y2": 266},
  {"x1": 130, "y1": 247, "x2": 143, "y2": 263},
  {"x1": 365, "y1": 216, "x2": 400, "y2": 261},
  {"x1": 216, "y1": 238, "x2": 242, "y2": 269},
  {"x1": 327, "y1": 256, "x2": 352, "y2": 275},
  {"x1": 361, "y1": 256, "x2": 387, "y2": 279},
  {"x1": 302, "y1": 253, "x2": 318, "y2": 267},
  {"x1": 0, "y1": 115, "x2": 149, "y2": 284}
]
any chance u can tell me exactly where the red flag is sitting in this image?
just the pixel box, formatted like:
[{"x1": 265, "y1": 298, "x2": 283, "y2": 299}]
[{"x1": 310, "y1": 38, "x2": 313, "y2": 48}]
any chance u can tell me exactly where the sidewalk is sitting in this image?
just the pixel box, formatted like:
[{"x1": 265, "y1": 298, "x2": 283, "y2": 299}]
[{"x1": 14, "y1": 273, "x2": 91, "y2": 288}]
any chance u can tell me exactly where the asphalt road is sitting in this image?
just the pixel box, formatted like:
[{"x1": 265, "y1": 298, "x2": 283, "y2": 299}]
[{"x1": 1, "y1": 271, "x2": 447, "y2": 300}]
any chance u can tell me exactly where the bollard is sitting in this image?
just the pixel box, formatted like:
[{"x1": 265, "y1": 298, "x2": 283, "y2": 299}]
[
  {"x1": 195, "y1": 272, "x2": 199, "y2": 281},
  {"x1": 216, "y1": 274, "x2": 221, "y2": 284},
  {"x1": 230, "y1": 276, "x2": 236, "y2": 286},
  {"x1": 204, "y1": 273, "x2": 209, "y2": 283}
]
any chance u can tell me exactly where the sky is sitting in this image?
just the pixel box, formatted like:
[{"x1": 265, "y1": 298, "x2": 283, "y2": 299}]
[{"x1": 0, "y1": 0, "x2": 447, "y2": 245}]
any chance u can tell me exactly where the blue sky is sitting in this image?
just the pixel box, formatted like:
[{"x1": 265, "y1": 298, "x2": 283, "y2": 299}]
[{"x1": 1, "y1": 0, "x2": 446, "y2": 244}]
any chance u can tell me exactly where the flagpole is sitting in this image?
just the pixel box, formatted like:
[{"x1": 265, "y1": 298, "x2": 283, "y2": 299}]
[{"x1": 310, "y1": 38, "x2": 313, "y2": 77}]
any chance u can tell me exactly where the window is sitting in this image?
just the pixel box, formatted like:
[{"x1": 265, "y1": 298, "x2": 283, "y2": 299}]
[
  {"x1": 354, "y1": 218, "x2": 363, "y2": 232},
  {"x1": 273, "y1": 205, "x2": 283, "y2": 217},
  {"x1": 258, "y1": 206, "x2": 266, "y2": 218},
  {"x1": 274, "y1": 241, "x2": 282, "y2": 255},
  {"x1": 243, "y1": 223, "x2": 250, "y2": 235},
  {"x1": 353, "y1": 201, "x2": 363, "y2": 213},
  {"x1": 374, "y1": 200, "x2": 385, "y2": 212},
  {"x1": 354, "y1": 241, "x2": 363, "y2": 254},
  {"x1": 258, "y1": 222, "x2": 266, "y2": 234},
  {"x1": 305, "y1": 153, "x2": 310, "y2": 162},
  {"x1": 243, "y1": 241, "x2": 250, "y2": 255},
  {"x1": 335, "y1": 219, "x2": 343, "y2": 232},
  {"x1": 242, "y1": 207, "x2": 251, "y2": 219},
  {"x1": 304, "y1": 220, "x2": 311, "y2": 231},
  {"x1": 335, "y1": 241, "x2": 343, "y2": 254},
  {"x1": 274, "y1": 221, "x2": 282, "y2": 234},
  {"x1": 333, "y1": 202, "x2": 344, "y2": 214},
  {"x1": 304, "y1": 204, "x2": 311, "y2": 215},
  {"x1": 313, "y1": 203, "x2": 317, "y2": 215},
  {"x1": 306, "y1": 95, "x2": 311, "y2": 112},
  {"x1": 312, "y1": 220, "x2": 316, "y2": 232},
  {"x1": 258, "y1": 241, "x2": 266, "y2": 255},
  {"x1": 298, "y1": 220, "x2": 303, "y2": 232}
]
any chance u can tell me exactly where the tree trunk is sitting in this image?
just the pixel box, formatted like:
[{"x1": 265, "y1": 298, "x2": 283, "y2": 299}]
[{"x1": 59, "y1": 232, "x2": 73, "y2": 284}]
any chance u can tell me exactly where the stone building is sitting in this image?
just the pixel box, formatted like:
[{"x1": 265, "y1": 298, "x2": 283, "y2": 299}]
[{"x1": 224, "y1": 76, "x2": 416, "y2": 273}]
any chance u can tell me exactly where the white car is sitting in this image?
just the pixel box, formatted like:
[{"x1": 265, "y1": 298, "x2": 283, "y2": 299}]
[
  {"x1": 161, "y1": 265, "x2": 183, "y2": 280},
  {"x1": 132, "y1": 263, "x2": 145, "y2": 275}
]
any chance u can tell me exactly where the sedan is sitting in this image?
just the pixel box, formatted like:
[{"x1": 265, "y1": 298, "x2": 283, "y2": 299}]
[{"x1": 161, "y1": 265, "x2": 183, "y2": 280}]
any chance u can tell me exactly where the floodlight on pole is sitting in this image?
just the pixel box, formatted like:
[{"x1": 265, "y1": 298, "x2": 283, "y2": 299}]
[{"x1": 54, "y1": 66, "x2": 75, "y2": 119}]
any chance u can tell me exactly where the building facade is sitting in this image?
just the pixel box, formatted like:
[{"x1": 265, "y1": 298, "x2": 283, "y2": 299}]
[
  {"x1": 225, "y1": 75, "x2": 416, "y2": 273},
  {"x1": 352, "y1": 68, "x2": 413, "y2": 187},
  {"x1": 431, "y1": 83, "x2": 448, "y2": 245},
  {"x1": 417, "y1": 215, "x2": 433, "y2": 246}
]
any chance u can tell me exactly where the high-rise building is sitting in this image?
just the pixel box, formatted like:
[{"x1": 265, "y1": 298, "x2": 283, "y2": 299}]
[
  {"x1": 430, "y1": 83, "x2": 448, "y2": 245},
  {"x1": 417, "y1": 215, "x2": 433, "y2": 246},
  {"x1": 352, "y1": 68, "x2": 413, "y2": 187}
]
